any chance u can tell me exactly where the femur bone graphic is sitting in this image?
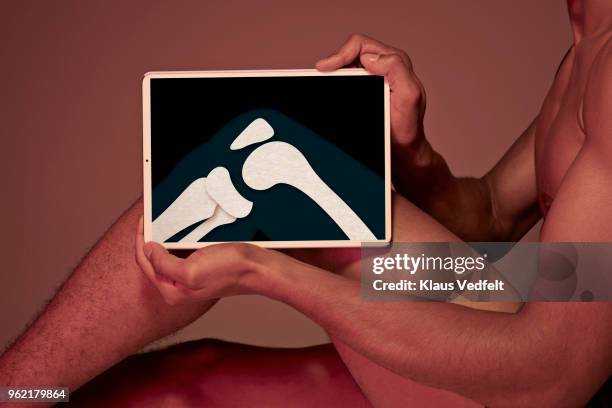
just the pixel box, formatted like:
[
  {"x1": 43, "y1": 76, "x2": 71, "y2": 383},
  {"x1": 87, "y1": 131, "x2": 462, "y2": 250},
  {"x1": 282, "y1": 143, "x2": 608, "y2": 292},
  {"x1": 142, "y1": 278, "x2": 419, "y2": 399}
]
[{"x1": 152, "y1": 118, "x2": 375, "y2": 242}]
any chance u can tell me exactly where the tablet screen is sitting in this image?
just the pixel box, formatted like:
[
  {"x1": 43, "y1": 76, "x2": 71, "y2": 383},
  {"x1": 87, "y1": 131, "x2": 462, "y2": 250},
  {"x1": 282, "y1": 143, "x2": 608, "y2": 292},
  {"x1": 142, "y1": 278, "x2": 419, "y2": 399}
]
[{"x1": 143, "y1": 70, "x2": 390, "y2": 248}]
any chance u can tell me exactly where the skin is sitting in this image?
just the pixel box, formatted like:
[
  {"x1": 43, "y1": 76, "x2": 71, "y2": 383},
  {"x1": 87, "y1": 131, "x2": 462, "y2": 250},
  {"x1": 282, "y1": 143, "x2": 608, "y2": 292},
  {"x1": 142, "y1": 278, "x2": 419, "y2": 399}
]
[{"x1": 1, "y1": 1, "x2": 611, "y2": 406}]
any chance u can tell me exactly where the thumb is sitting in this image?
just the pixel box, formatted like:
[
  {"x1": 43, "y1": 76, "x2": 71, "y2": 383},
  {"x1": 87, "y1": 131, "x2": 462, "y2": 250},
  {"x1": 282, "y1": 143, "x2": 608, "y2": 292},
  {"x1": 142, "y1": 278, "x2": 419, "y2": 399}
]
[
  {"x1": 144, "y1": 241, "x2": 164, "y2": 261},
  {"x1": 144, "y1": 241, "x2": 182, "y2": 277}
]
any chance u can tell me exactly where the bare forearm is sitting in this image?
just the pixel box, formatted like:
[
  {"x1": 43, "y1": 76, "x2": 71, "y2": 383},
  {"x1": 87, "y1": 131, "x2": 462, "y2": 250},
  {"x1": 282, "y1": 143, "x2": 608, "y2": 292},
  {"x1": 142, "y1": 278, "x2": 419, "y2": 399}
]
[
  {"x1": 244, "y1": 196, "x2": 599, "y2": 406},
  {"x1": 284, "y1": 193, "x2": 518, "y2": 406},
  {"x1": 250, "y1": 253, "x2": 606, "y2": 407},
  {"x1": 0, "y1": 199, "x2": 214, "y2": 391}
]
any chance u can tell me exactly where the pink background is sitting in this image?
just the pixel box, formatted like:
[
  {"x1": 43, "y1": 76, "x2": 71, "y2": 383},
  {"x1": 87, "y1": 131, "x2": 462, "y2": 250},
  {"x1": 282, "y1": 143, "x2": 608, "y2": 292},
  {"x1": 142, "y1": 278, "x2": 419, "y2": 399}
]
[{"x1": 0, "y1": 0, "x2": 571, "y2": 350}]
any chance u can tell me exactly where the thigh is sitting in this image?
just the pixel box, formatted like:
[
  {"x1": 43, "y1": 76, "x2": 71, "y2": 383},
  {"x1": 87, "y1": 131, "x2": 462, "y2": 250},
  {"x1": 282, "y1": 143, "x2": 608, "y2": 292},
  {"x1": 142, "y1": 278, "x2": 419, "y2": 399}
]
[{"x1": 69, "y1": 339, "x2": 371, "y2": 408}]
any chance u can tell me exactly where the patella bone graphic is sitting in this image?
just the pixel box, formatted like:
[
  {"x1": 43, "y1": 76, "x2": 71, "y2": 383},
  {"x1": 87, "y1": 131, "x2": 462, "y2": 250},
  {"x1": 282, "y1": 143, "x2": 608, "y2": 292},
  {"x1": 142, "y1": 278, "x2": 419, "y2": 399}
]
[
  {"x1": 153, "y1": 117, "x2": 375, "y2": 242},
  {"x1": 230, "y1": 117, "x2": 274, "y2": 150}
]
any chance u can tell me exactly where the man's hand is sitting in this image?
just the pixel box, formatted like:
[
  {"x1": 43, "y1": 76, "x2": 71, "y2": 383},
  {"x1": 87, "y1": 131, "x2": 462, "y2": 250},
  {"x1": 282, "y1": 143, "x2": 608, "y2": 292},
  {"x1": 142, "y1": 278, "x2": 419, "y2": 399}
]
[
  {"x1": 136, "y1": 220, "x2": 268, "y2": 304},
  {"x1": 317, "y1": 34, "x2": 541, "y2": 242},
  {"x1": 317, "y1": 33, "x2": 431, "y2": 165}
]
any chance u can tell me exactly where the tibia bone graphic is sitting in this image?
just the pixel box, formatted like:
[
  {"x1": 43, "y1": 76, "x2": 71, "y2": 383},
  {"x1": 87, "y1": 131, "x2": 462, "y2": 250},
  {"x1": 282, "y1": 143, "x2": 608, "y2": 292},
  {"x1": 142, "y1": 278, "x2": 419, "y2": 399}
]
[
  {"x1": 206, "y1": 167, "x2": 253, "y2": 218},
  {"x1": 153, "y1": 166, "x2": 253, "y2": 242},
  {"x1": 180, "y1": 206, "x2": 236, "y2": 243},
  {"x1": 179, "y1": 167, "x2": 253, "y2": 242},
  {"x1": 230, "y1": 118, "x2": 274, "y2": 150},
  {"x1": 153, "y1": 178, "x2": 216, "y2": 242},
  {"x1": 242, "y1": 141, "x2": 376, "y2": 240}
]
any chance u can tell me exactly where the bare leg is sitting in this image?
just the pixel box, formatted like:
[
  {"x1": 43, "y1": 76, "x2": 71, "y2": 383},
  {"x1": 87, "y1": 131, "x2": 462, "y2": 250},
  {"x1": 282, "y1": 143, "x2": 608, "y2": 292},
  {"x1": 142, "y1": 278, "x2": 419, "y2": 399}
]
[
  {"x1": 0, "y1": 200, "x2": 216, "y2": 394},
  {"x1": 70, "y1": 340, "x2": 370, "y2": 408},
  {"x1": 0, "y1": 196, "x2": 480, "y2": 407}
]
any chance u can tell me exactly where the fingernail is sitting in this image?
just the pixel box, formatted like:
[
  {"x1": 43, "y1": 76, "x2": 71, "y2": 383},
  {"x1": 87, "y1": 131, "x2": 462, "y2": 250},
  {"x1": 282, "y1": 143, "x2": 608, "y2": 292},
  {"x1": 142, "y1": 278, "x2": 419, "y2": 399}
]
[{"x1": 362, "y1": 53, "x2": 379, "y2": 62}]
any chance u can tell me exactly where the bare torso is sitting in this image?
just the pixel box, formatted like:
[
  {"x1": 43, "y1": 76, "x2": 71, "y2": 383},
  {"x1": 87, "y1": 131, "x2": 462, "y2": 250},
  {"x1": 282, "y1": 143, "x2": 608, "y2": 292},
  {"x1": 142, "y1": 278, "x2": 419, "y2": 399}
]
[{"x1": 536, "y1": 33, "x2": 612, "y2": 218}]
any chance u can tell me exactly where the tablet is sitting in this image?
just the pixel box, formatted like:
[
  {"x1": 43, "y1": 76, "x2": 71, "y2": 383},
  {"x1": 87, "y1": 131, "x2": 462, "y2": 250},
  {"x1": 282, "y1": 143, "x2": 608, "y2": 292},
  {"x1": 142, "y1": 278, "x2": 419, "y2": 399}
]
[{"x1": 143, "y1": 68, "x2": 390, "y2": 249}]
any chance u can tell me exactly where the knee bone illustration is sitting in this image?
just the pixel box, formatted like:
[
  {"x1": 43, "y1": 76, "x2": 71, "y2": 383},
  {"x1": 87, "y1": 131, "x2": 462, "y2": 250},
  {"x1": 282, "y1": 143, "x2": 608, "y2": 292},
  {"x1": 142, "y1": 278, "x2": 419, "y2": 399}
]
[{"x1": 153, "y1": 118, "x2": 375, "y2": 242}]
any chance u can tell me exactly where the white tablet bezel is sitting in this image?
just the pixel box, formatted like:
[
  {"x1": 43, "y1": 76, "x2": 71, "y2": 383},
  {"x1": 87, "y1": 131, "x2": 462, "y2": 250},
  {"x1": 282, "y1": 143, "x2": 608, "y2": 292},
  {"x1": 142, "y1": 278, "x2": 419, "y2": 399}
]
[{"x1": 142, "y1": 68, "x2": 391, "y2": 249}]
